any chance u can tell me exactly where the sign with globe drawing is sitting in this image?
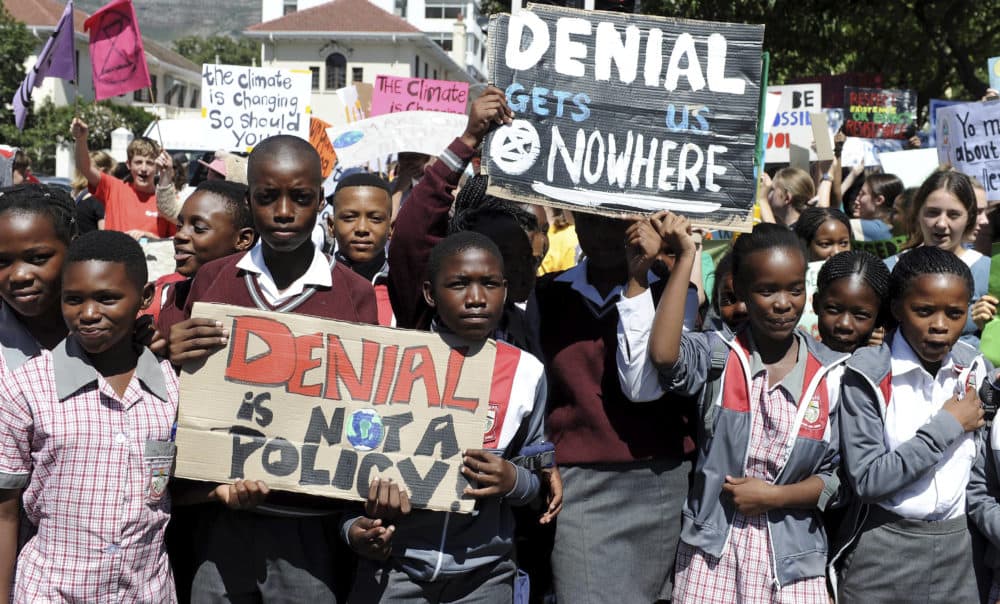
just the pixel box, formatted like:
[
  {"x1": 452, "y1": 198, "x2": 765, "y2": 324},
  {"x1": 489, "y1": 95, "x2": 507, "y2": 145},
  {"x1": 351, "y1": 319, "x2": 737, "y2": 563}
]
[{"x1": 174, "y1": 303, "x2": 497, "y2": 513}]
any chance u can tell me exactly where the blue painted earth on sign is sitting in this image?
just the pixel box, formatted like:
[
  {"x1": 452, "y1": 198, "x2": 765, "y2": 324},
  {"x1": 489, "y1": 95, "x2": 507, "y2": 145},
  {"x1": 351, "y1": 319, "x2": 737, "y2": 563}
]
[
  {"x1": 346, "y1": 408, "x2": 384, "y2": 451},
  {"x1": 334, "y1": 130, "x2": 364, "y2": 148}
]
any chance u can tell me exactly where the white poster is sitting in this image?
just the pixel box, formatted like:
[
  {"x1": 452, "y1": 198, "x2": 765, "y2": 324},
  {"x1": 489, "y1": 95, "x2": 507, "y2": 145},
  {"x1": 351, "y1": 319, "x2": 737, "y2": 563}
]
[
  {"x1": 765, "y1": 84, "x2": 822, "y2": 164},
  {"x1": 327, "y1": 111, "x2": 467, "y2": 169}
]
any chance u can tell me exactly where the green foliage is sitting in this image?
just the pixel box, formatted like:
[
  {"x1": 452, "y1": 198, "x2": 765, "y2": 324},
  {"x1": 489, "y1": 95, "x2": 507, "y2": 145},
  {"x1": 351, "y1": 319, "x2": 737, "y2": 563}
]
[
  {"x1": 0, "y1": 0, "x2": 37, "y2": 125},
  {"x1": 1, "y1": 100, "x2": 155, "y2": 175},
  {"x1": 173, "y1": 34, "x2": 259, "y2": 67}
]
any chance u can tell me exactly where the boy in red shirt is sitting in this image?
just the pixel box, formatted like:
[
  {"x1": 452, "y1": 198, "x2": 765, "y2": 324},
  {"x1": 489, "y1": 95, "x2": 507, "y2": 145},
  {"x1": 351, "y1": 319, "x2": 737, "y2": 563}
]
[{"x1": 71, "y1": 117, "x2": 176, "y2": 239}]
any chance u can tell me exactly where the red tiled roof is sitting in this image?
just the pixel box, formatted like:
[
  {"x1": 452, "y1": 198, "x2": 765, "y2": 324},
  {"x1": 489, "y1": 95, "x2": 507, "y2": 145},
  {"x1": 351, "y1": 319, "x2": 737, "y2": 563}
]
[
  {"x1": 247, "y1": 0, "x2": 421, "y2": 34},
  {"x1": 5, "y1": 0, "x2": 88, "y2": 33}
]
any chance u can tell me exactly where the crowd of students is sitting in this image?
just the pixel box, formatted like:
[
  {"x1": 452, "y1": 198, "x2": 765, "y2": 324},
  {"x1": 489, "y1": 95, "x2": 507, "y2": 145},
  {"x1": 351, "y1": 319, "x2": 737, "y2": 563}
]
[{"x1": 0, "y1": 84, "x2": 999, "y2": 604}]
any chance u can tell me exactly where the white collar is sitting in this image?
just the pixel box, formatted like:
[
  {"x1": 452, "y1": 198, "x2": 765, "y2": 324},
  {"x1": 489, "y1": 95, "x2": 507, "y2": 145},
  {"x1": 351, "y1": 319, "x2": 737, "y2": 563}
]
[
  {"x1": 890, "y1": 332, "x2": 956, "y2": 380},
  {"x1": 554, "y1": 259, "x2": 623, "y2": 307},
  {"x1": 236, "y1": 241, "x2": 333, "y2": 306}
]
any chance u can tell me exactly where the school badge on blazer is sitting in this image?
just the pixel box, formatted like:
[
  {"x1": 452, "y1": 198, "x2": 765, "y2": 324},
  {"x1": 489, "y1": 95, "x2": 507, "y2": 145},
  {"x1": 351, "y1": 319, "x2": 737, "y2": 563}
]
[
  {"x1": 803, "y1": 396, "x2": 821, "y2": 425},
  {"x1": 144, "y1": 440, "x2": 176, "y2": 504}
]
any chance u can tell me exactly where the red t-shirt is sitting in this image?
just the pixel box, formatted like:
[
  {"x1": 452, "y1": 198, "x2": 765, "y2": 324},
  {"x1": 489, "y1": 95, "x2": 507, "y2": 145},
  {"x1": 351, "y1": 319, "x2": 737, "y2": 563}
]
[{"x1": 90, "y1": 173, "x2": 175, "y2": 238}]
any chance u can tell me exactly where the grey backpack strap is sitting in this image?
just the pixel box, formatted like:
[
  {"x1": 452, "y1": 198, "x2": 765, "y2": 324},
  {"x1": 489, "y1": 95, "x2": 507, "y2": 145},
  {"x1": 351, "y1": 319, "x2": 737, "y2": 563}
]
[{"x1": 701, "y1": 332, "x2": 730, "y2": 439}]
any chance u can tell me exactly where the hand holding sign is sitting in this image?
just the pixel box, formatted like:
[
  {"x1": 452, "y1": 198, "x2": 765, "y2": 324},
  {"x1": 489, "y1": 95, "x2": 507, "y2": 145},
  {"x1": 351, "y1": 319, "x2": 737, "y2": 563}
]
[
  {"x1": 168, "y1": 318, "x2": 228, "y2": 364},
  {"x1": 210, "y1": 479, "x2": 270, "y2": 510},
  {"x1": 461, "y1": 86, "x2": 514, "y2": 149},
  {"x1": 461, "y1": 449, "x2": 517, "y2": 498}
]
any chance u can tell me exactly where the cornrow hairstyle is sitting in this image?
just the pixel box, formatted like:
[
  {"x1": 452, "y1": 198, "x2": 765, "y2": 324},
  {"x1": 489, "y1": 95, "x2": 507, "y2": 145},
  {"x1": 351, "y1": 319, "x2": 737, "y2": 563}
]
[
  {"x1": 0, "y1": 184, "x2": 78, "y2": 244},
  {"x1": 817, "y1": 250, "x2": 891, "y2": 326},
  {"x1": 453, "y1": 173, "x2": 489, "y2": 216},
  {"x1": 902, "y1": 169, "x2": 977, "y2": 250},
  {"x1": 192, "y1": 180, "x2": 253, "y2": 231},
  {"x1": 711, "y1": 251, "x2": 735, "y2": 316},
  {"x1": 449, "y1": 197, "x2": 538, "y2": 236},
  {"x1": 427, "y1": 230, "x2": 504, "y2": 285},
  {"x1": 793, "y1": 207, "x2": 850, "y2": 247},
  {"x1": 889, "y1": 246, "x2": 975, "y2": 305},
  {"x1": 66, "y1": 230, "x2": 148, "y2": 289},
  {"x1": 730, "y1": 222, "x2": 806, "y2": 292}
]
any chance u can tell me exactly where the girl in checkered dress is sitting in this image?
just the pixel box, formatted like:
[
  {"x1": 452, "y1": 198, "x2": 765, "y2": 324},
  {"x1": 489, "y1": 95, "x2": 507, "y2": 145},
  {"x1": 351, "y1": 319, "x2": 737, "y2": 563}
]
[{"x1": 618, "y1": 220, "x2": 860, "y2": 603}]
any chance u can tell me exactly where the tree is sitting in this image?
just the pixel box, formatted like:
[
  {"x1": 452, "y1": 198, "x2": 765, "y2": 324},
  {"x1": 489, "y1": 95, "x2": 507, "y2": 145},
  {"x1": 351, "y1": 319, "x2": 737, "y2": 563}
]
[
  {"x1": 173, "y1": 35, "x2": 259, "y2": 67},
  {"x1": 0, "y1": 0, "x2": 37, "y2": 126}
]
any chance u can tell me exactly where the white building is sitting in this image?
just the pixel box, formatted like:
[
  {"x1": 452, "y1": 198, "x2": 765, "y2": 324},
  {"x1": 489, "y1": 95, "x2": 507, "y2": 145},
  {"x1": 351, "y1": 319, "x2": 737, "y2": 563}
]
[
  {"x1": 246, "y1": 0, "x2": 475, "y2": 122},
  {"x1": 259, "y1": 0, "x2": 487, "y2": 81},
  {"x1": 10, "y1": 0, "x2": 203, "y2": 117}
]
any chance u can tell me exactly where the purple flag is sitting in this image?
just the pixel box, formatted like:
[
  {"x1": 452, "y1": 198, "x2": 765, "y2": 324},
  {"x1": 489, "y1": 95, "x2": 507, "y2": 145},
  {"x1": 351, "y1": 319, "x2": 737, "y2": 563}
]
[{"x1": 13, "y1": 0, "x2": 77, "y2": 130}]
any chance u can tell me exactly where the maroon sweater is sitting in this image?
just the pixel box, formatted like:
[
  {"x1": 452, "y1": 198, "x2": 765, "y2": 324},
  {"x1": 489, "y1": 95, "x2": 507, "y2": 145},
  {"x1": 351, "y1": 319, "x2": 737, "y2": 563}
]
[
  {"x1": 182, "y1": 251, "x2": 378, "y2": 325},
  {"x1": 389, "y1": 138, "x2": 476, "y2": 330},
  {"x1": 537, "y1": 274, "x2": 695, "y2": 465}
]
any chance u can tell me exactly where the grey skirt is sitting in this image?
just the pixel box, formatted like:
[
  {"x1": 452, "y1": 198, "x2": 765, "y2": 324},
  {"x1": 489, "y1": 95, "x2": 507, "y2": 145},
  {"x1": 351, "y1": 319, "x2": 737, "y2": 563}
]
[{"x1": 837, "y1": 505, "x2": 980, "y2": 604}]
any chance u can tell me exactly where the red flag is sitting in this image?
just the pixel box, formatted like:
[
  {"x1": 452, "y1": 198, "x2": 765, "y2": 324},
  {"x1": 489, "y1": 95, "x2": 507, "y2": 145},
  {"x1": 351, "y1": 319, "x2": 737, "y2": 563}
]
[{"x1": 84, "y1": 0, "x2": 151, "y2": 101}]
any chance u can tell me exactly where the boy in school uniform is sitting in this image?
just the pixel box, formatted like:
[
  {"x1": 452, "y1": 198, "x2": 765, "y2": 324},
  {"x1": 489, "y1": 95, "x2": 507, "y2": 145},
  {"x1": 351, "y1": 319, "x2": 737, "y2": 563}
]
[
  {"x1": 167, "y1": 135, "x2": 378, "y2": 602},
  {"x1": 328, "y1": 173, "x2": 395, "y2": 326},
  {"x1": 344, "y1": 231, "x2": 548, "y2": 603},
  {"x1": 71, "y1": 118, "x2": 176, "y2": 239},
  {"x1": 0, "y1": 230, "x2": 179, "y2": 603}
]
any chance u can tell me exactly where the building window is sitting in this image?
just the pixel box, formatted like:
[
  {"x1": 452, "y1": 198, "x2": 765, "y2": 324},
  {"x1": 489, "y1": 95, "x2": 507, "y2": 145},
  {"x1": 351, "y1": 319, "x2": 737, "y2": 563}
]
[
  {"x1": 326, "y1": 53, "x2": 347, "y2": 90},
  {"x1": 190, "y1": 89, "x2": 200, "y2": 108},
  {"x1": 352, "y1": 67, "x2": 364, "y2": 83},
  {"x1": 433, "y1": 69, "x2": 437, "y2": 79},
  {"x1": 414, "y1": 55, "x2": 420, "y2": 78},
  {"x1": 309, "y1": 66, "x2": 320, "y2": 91},
  {"x1": 430, "y1": 33, "x2": 453, "y2": 51},
  {"x1": 283, "y1": 0, "x2": 296, "y2": 15},
  {"x1": 394, "y1": 0, "x2": 407, "y2": 16},
  {"x1": 134, "y1": 75, "x2": 157, "y2": 102},
  {"x1": 425, "y1": 0, "x2": 463, "y2": 19}
]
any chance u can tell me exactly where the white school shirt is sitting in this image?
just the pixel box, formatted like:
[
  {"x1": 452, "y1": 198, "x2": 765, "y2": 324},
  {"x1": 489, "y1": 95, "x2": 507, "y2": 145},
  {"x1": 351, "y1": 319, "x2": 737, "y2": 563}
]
[
  {"x1": 235, "y1": 240, "x2": 333, "y2": 306},
  {"x1": 881, "y1": 335, "x2": 981, "y2": 520}
]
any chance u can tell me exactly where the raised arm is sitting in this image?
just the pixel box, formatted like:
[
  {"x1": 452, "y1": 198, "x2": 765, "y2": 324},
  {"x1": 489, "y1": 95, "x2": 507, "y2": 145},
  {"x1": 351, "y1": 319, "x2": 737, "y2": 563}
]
[
  {"x1": 648, "y1": 213, "x2": 697, "y2": 369},
  {"x1": 71, "y1": 118, "x2": 102, "y2": 190},
  {"x1": 155, "y1": 150, "x2": 182, "y2": 224}
]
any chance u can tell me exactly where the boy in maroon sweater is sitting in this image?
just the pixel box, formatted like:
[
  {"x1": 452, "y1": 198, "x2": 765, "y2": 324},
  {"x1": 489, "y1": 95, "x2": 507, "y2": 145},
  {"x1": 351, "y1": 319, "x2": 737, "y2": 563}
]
[{"x1": 167, "y1": 135, "x2": 377, "y2": 602}]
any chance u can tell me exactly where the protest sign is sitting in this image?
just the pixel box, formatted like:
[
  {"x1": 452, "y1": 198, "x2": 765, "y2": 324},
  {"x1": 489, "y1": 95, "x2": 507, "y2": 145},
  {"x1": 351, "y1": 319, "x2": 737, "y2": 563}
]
[
  {"x1": 929, "y1": 98, "x2": 964, "y2": 146},
  {"x1": 202, "y1": 64, "x2": 311, "y2": 151},
  {"x1": 765, "y1": 84, "x2": 821, "y2": 163},
  {"x1": 936, "y1": 100, "x2": 1000, "y2": 200},
  {"x1": 843, "y1": 87, "x2": 917, "y2": 139},
  {"x1": 877, "y1": 148, "x2": 940, "y2": 189},
  {"x1": 990, "y1": 57, "x2": 1000, "y2": 92},
  {"x1": 174, "y1": 303, "x2": 497, "y2": 513},
  {"x1": 327, "y1": 111, "x2": 466, "y2": 168},
  {"x1": 309, "y1": 117, "x2": 337, "y2": 179},
  {"x1": 483, "y1": 6, "x2": 765, "y2": 231},
  {"x1": 84, "y1": 0, "x2": 151, "y2": 101},
  {"x1": 372, "y1": 75, "x2": 469, "y2": 116},
  {"x1": 809, "y1": 112, "x2": 833, "y2": 161}
]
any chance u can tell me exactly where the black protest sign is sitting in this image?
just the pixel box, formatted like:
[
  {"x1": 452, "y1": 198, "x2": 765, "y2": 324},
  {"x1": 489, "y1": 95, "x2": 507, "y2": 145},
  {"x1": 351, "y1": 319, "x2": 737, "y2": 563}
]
[
  {"x1": 843, "y1": 87, "x2": 917, "y2": 140},
  {"x1": 483, "y1": 5, "x2": 764, "y2": 231}
]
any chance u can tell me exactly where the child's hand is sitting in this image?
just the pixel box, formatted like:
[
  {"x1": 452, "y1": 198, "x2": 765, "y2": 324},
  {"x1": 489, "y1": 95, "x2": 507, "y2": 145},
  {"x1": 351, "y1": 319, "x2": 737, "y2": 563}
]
[
  {"x1": 365, "y1": 478, "x2": 411, "y2": 524},
  {"x1": 347, "y1": 517, "x2": 394, "y2": 560},
  {"x1": 652, "y1": 211, "x2": 695, "y2": 257},
  {"x1": 155, "y1": 150, "x2": 175, "y2": 184},
  {"x1": 461, "y1": 86, "x2": 513, "y2": 148},
  {"x1": 168, "y1": 318, "x2": 228, "y2": 365},
  {"x1": 70, "y1": 117, "x2": 89, "y2": 140},
  {"x1": 624, "y1": 215, "x2": 663, "y2": 287},
  {"x1": 943, "y1": 387, "x2": 985, "y2": 432},
  {"x1": 973, "y1": 295, "x2": 999, "y2": 330},
  {"x1": 867, "y1": 326, "x2": 885, "y2": 347},
  {"x1": 462, "y1": 449, "x2": 516, "y2": 499},
  {"x1": 211, "y1": 479, "x2": 269, "y2": 510},
  {"x1": 539, "y1": 466, "x2": 563, "y2": 525},
  {"x1": 722, "y1": 475, "x2": 777, "y2": 516}
]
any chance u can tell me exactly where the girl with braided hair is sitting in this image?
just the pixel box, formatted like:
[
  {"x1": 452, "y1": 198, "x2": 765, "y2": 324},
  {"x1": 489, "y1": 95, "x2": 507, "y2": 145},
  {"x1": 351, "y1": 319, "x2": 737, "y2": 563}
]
[
  {"x1": 794, "y1": 208, "x2": 853, "y2": 341},
  {"x1": 0, "y1": 184, "x2": 79, "y2": 371},
  {"x1": 834, "y1": 246, "x2": 989, "y2": 602}
]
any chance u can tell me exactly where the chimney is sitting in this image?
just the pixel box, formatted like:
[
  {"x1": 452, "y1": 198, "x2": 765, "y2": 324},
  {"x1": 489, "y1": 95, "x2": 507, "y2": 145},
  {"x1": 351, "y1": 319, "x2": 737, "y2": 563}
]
[{"x1": 451, "y1": 13, "x2": 467, "y2": 71}]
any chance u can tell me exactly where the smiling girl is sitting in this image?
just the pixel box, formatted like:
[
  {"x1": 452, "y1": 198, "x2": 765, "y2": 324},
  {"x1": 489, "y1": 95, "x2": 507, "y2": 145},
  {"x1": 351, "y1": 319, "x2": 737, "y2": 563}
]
[{"x1": 886, "y1": 170, "x2": 988, "y2": 345}]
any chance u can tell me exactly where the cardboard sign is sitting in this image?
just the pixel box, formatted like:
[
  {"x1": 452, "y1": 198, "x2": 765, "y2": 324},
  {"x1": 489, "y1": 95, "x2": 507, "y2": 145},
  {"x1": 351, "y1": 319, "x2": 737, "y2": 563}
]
[
  {"x1": 843, "y1": 87, "x2": 917, "y2": 139},
  {"x1": 876, "y1": 148, "x2": 940, "y2": 189},
  {"x1": 937, "y1": 100, "x2": 1000, "y2": 200},
  {"x1": 372, "y1": 75, "x2": 470, "y2": 116},
  {"x1": 174, "y1": 303, "x2": 497, "y2": 513},
  {"x1": 990, "y1": 57, "x2": 1000, "y2": 92},
  {"x1": 483, "y1": 6, "x2": 765, "y2": 231},
  {"x1": 327, "y1": 111, "x2": 467, "y2": 168},
  {"x1": 202, "y1": 64, "x2": 311, "y2": 151},
  {"x1": 309, "y1": 117, "x2": 337, "y2": 179},
  {"x1": 765, "y1": 84, "x2": 821, "y2": 163},
  {"x1": 809, "y1": 112, "x2": 833, "y2": 161}
]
